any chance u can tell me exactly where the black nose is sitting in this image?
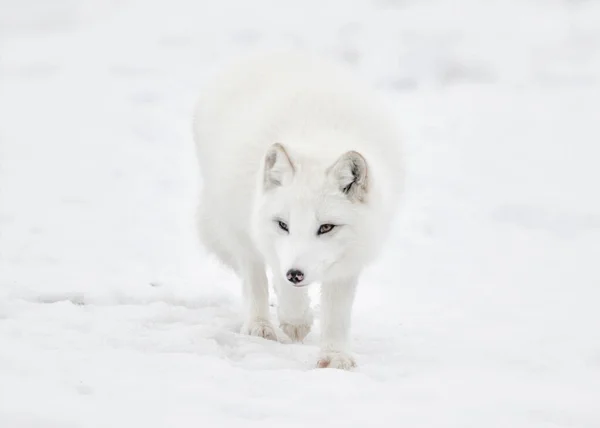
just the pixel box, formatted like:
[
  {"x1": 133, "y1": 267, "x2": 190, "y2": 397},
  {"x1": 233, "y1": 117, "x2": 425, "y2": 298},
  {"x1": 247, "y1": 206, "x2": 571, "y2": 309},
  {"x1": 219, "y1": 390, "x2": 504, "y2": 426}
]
[{"x1": 286, "y1": 269, "x2": 304, "y2": 284}]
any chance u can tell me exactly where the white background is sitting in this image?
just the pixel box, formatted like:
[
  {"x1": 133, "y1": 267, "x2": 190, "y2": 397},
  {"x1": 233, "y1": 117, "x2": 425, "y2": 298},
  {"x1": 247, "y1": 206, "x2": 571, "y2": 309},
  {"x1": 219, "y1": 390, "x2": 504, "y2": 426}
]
[{"x1": 1, "y1": 0, "x2": 599, "y2": 426}]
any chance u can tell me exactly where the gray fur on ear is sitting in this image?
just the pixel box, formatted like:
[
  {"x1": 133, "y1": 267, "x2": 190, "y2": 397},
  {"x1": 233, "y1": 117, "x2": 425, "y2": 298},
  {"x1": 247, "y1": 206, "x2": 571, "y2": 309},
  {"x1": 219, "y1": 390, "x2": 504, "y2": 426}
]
[
  {"x1": 328, "y1": 151, "x2": 368, "y2": 202},
  {"x1": 263, "y1": 143, "x2": 295, "y2": 190}
]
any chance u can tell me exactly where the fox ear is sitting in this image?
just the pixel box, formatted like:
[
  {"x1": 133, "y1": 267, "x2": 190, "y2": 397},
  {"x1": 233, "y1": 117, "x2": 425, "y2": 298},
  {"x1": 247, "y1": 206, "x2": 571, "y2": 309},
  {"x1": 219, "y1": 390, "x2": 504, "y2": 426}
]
[
  {"x1": 327, "y1": 151, "x2": 368, "y2": 202},
  {"x1": 263, "y1": 143, "x2": 295, "y2": 190}
]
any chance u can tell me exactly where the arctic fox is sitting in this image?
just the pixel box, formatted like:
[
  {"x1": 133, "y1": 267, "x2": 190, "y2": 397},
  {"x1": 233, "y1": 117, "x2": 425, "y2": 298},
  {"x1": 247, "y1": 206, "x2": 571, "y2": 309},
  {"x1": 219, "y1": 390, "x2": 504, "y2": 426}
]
[{"x1": 193, "y1": 53, "x2": 402, "y2": 369}]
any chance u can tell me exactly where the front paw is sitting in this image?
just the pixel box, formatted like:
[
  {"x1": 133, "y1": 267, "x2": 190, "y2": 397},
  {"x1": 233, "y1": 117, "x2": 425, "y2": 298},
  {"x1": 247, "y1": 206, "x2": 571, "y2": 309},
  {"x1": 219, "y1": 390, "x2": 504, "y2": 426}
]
[
  {"x1": 280, "y1": 321, "x2": 311, "y2": 342},
  {"x1": 316, "y1": 351, "x2": 357, "y2": 370},
  {"x1": 241, "y1": 318, "x2": 277, "y2": 341}
]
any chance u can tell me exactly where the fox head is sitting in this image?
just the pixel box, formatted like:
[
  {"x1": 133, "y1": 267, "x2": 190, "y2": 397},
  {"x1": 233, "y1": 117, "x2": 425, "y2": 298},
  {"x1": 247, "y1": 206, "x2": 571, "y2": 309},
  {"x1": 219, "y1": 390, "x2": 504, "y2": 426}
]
[{"x1": 251, "y1": 142, "x2": 377, "y2": 287}]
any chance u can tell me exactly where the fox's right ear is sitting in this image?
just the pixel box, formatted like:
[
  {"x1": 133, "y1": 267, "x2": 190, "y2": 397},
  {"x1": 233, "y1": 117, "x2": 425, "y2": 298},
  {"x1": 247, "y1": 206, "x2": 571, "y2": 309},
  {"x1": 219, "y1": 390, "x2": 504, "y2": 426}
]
[{"x1": 263, "y1": 143, "x2": 295, "y2": 190}]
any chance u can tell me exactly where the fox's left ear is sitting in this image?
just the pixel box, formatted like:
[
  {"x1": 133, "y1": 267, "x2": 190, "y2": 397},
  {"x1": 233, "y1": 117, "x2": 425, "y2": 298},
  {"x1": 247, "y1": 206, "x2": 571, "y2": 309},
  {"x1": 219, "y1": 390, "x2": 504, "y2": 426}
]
[{"x1": 327, "y1": 151, "x2": 368, "y2": 202}]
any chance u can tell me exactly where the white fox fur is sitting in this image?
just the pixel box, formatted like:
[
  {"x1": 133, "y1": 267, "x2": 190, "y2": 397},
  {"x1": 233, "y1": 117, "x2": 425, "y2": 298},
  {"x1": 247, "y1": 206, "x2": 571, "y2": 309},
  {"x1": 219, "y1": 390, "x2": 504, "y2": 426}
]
[{"x1": 193, "y1": 52, "x2": 402, "y2": 369}]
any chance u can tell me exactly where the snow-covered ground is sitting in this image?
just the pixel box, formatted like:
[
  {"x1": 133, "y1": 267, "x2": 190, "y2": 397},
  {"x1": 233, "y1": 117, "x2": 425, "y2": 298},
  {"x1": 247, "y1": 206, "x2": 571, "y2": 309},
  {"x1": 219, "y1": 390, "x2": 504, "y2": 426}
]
[{"x1": 1, "y1": 0, "x2": 599, "y2": 426}]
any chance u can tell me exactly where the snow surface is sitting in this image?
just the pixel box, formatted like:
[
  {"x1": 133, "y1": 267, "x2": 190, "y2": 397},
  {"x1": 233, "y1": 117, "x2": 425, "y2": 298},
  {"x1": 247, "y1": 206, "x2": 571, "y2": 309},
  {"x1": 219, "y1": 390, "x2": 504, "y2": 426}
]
[{"x1": 1, "y1": 0, "x2": 600, "y2": 426}]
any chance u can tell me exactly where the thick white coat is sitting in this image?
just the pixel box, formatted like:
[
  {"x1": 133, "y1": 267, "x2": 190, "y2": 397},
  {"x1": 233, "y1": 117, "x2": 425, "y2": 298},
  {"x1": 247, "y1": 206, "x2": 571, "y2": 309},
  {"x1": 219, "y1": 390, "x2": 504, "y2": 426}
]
[{"x1": 193, "y1": 53, "x2": 402, "y2": 369}]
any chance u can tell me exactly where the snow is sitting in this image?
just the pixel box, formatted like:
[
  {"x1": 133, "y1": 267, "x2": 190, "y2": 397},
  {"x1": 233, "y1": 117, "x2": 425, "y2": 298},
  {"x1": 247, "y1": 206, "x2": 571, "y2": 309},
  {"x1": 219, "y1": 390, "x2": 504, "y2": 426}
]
[{"x1": 1, "y1": 0, "x2": 599, "y2": 426}]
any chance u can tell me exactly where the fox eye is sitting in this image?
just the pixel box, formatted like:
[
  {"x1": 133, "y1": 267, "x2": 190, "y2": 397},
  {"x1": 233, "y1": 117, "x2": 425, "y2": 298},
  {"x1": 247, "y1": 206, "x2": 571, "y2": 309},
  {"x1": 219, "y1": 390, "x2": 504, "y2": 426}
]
[
  {"x1": 277, "y1": 220, "x2": 289, "y2": 233},
  {"x1": 317, "y1": 224, "x2": 335, "y2": 235}
]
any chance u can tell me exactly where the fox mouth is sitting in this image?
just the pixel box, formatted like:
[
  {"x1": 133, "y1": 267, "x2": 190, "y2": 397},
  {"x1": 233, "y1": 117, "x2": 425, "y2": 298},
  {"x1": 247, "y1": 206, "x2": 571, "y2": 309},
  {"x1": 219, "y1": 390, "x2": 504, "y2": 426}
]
[
  {"x1": 286, "y1": 277, "x2": 309, "y2": 287},
  {"x1": 291, "y1": 281, "x2": 309, "y2": 288}
]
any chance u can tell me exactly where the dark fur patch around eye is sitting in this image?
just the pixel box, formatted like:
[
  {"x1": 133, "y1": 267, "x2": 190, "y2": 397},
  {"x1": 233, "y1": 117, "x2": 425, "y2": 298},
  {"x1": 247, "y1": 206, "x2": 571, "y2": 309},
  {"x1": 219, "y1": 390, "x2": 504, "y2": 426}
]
[
  {"x1": 276, "y1": 220, "x2": 289, "y2": 232},
  {"x1": 317, "y1": 224, "x2": 335, "y2": 235}
]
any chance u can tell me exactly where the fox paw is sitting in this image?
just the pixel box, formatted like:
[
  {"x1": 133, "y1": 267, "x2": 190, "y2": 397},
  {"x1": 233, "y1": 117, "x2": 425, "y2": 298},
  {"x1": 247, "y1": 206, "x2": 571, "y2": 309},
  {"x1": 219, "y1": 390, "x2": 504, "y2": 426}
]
[
  {"x1": 241, "y1": 318, "x2": 277, "y2": 341},
  {"x1": 280, "y1": 322, "x2": 311, "y2": 342},
  {"x1": 317, "y1": 351, "x2": 356, "y2": 370}
]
